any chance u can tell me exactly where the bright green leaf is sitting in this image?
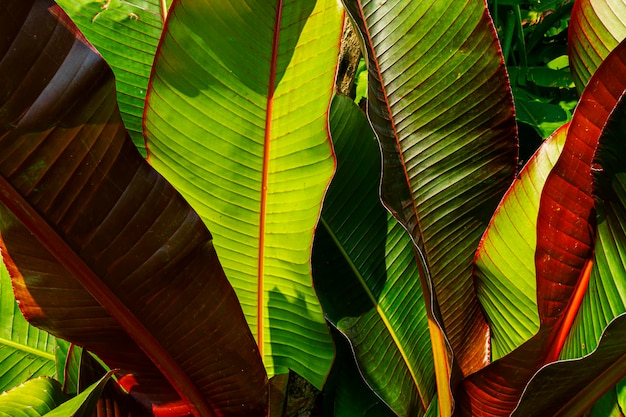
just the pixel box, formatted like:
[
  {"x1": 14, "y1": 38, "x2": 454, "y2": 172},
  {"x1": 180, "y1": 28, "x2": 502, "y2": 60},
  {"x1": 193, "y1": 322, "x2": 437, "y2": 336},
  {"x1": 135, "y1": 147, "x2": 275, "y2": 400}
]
[{"x1": 144, "y1": 0, "x2": 343, "y2": 387}]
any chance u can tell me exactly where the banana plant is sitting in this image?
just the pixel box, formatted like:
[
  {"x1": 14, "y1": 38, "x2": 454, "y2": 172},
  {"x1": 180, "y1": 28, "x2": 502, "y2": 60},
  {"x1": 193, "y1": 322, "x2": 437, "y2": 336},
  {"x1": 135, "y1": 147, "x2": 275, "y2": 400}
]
[{"x1": 2, "y1": 0, "x2": 626, "y2": 416}]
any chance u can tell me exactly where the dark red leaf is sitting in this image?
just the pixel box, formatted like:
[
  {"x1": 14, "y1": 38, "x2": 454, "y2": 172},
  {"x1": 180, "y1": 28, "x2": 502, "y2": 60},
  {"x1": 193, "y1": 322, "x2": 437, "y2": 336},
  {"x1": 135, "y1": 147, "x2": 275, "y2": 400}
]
[{"x1": 0, "y1": 1, "x2": 268, "y2": 416}]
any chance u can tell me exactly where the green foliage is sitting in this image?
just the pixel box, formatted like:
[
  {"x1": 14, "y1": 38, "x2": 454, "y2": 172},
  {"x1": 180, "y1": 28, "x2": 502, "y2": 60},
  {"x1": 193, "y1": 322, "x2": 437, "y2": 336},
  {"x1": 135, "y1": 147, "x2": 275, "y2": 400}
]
[
  {"x1": 2, "y1": 0, "x2": 626, "y2": 416},
  {"x1": 489, "y1": 0, "x2": 578, "y2": 143}
]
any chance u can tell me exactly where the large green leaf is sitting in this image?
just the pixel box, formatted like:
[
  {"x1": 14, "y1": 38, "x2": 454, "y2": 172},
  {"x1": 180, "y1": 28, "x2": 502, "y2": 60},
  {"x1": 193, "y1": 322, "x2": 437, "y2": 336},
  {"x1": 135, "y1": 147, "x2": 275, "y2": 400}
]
[
  {"x1": 0, "y1": 1, "x2": 267, "y2": 415},
  {"x1": 0, "y1": 262, "x2": 57, "y2": 393},
  {"x1": 340, "y1": 1, "x2": 518, "y2": 406},
  {"x1": 144, "y1": 0, "x2": 342, "y2": 387},
  {"x1": 314, "y1": 95, "x2": 435, "y2": 416},
  {"x1": 474, "y1": 123, "x2": 568, "y2": 360},
  {"x1": 55, "y1": 0, "x2": 168, "y2": 154},
  {"x1": 569, "y1": 0, "x2": 626, "y2": 93}
]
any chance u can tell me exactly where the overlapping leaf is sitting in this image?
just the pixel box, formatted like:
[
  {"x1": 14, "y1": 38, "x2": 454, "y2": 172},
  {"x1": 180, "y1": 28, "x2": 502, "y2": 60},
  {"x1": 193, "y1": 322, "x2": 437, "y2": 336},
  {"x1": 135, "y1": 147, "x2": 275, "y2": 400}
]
[
  {"x1": 0, "y1": 261, "x2": 57, "y2": 393},
  {"x1": 511, "y1": 314, "x2": 626, "y2": 417},
  {"x1": 55, "y1": 0, "x2": 168, "y2": 154},
  {"x1": 0, "y1": 1, "x2": 267, "y2": 415},
  {"x1": 341, "y1": 0, "x2": 518, "y2": 393},
  {"x1": 475, "y1": 123, "x2": 568, "y2": 360},
  {"x1": 460, "y1": 34, "x2": 626, "y2": 417},
  {"x1": 314, "y1": 95, "x2": 435, "y2": 416},
  {"x1": 569, "y1": 0, "x2": 626, "y2": 92},
  {"x1": 144, "y1": 0, "x2": 343, "y2": 387}
]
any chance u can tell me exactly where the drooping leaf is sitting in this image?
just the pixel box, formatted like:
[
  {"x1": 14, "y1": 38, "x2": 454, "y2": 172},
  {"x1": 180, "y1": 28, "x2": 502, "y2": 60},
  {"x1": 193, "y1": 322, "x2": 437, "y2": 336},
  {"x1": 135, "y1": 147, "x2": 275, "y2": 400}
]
[
  {"x1": 314, "y1": 95, "x2": 435, "y2": 416},
  {"x1": 569, "y1": 0, "x2": 626, "y2": 93},
  {"x1": 460, "y1": 34, "x2": 626, "y2": 417},
  {"x1": 55, "y1": 0, "x2": 169, "y2": 154},
  {"x1": 144, "y1": 0, "x2": 343, "y2": 387},
  {"x1": 0, "y1": 1, "x2": 268, "y2": 415},
  {"x1": 0, "y1": 377, "x2": 66, "y2": 416},
  {"x1": 340, "y1": 1, "x2": 518, "y2": 404},
  {"x1": 475, "y1": 122, "x2": 568, "y2": 360},
  {"x1": 0, "y1": 253, "x2": 57, "y2": 393},
  {"x1": 510, "y1": 313, "x2": 626, "y2": 417}
]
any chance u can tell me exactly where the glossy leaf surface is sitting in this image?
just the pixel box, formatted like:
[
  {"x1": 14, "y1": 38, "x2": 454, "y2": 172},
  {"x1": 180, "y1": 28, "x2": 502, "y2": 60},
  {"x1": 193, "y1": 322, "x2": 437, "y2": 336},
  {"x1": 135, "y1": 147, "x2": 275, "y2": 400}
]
[
  {"x1": 144, "y1": 0, "x2": 342, "y2": 387},
  {"x1": 315, "y1": 95, "x2": 435, "y2": 416},
  {"x1": 0, "y1": 2, "x2": 267, "y2": 415},
  {"x1": 461, "y1": 33, "x2": 626, "y2": 417},
  {"x1": 55, "y1": 0, "x2": 168, "y2": 154},
  {"x1": 341, "y1": 0, "x2": 518, "y2": 385},
  {"x1": 0, "y1": 261, "x2": 57, "y2": 393},
  {"x1": 475, "y1": 123, "x2": 567, "y2": 360},
  {"x1": 569, "y1": 0, "x2": 626, "y2": 92}
]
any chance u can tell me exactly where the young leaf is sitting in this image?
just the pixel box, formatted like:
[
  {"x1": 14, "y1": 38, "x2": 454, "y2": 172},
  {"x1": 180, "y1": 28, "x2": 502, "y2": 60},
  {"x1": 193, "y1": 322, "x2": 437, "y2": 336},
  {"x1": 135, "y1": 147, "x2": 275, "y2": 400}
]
[
  {"x1": 340, "y1": 1, "x2": 518, "y2": 405},
  {"x1": 0, "y1": 1, "x2": 267, "y2": 415},
  {"x1": 143, "y1": 0, "x2": 343, "y2": 387}
]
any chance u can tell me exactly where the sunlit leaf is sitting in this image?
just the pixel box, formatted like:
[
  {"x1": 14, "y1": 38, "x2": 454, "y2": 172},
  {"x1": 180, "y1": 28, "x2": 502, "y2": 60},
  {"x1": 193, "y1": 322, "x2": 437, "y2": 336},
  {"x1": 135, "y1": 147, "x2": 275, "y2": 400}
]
[{"x1": 144, "y1": 0, "x2": 343, "y2": 387}]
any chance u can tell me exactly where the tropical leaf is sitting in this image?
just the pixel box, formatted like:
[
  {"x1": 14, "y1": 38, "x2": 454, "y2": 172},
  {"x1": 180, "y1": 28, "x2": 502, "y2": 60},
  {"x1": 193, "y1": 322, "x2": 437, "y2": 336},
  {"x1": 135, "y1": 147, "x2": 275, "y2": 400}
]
[
  {"x1": 315, "y1": 95, "x2": 435, "y2": 416},
  {"x1": 340, "y1": 5, "x2": 518, "y2": 414},
  {"x1": 0, "y1": 1, "x2": 267, "y2": 415},
  {"x1": 0, "y1": 256, "x2": 57, "y2": 393},
  {"x1": 0, "y1": 377, "x2": 66, "y2": 416},
  {"x1": 510, "y1": 314, "x2": 626, "y2": 417},
  {"x1": 460, "y1": 35, "x2": 626, "y2": 417},
  {"x1": 475, "y1": 122, "x2": 568, "y2": 360},
  {"x1": 55, "y1": 0, "x2": 169, "y2": 154},
  {"x1": 569, "y1": 0, "x2": 626, "y2": 93},
  {"x1": 143, "y1": 0, "x2": 343, "y2": 387},
  {"x1": 322, "y1": 327, "x2": 396, "y2": 417},
  {"x1": 45, "y1": 371, "x2": 114, "y2": 417}
]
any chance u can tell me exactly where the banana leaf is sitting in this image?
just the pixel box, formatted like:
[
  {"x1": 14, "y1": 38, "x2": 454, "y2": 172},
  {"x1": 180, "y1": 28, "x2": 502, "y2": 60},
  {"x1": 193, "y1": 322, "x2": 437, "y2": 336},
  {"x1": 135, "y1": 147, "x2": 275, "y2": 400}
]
[
  {"x1": 0, "y1": 262, "x2": 57, "y2": 393},
  {"x1": 459, "y1": 35, "x2": 626, "y2": 417},
  {"x1": 340, "y1": 2, "x2": 518, "y2": 414},
  {"x1": 143, "y1": 0, "x2": 343, "y2": 388},
  {"x1": 55, "y1": 0, "x2": 169, "y2": 154},
  {"x1": 569, "y1": 0, "x2": 626, "y2": 93},
  {"x1": 0, "y1": 1, "x2": 267, "y2": 415},
  {"x1": 315, "y1": 94, "x2": 435, "y2": 417}
]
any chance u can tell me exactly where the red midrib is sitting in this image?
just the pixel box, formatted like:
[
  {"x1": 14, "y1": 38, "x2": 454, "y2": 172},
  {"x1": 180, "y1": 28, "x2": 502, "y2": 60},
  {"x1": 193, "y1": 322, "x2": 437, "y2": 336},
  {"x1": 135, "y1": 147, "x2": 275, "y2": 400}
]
[
  {"x1": 0, "y1": 176, "x2": 213, "y2": 417},
  {"x1": 258, "y1": 0, "x2": 283, "y2": 358}
]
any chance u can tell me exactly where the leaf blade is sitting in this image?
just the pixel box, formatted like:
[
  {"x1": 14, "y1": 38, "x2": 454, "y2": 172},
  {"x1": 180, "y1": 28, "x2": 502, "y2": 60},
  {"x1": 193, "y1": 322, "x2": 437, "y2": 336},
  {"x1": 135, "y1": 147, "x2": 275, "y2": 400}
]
[{"x1": 144, "y1": 0, "x2": 343, "y2": 387}]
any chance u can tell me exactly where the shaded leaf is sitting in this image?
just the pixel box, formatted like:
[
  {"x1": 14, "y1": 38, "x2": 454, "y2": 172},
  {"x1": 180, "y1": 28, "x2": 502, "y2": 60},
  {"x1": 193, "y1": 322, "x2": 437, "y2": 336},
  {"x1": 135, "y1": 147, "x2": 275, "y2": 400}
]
[
  {"x1": 315, "y1": 95, "x2": 435, "y2": 416},
  {"x1": 45, "y1": 371, "x2": 114, "y2": 417},
  {"x1": 144, "y1": 0, "x2": 343, "y2": 387},
  {"x1": 0, "y1": 377, "x2": 66, "y2": 416},
  {"x1": 322, "y1": 327, "x2": 396, "y2": 417},
  {"x1": 0, "y1": 1, "x2": 267, "y2": 415}
]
